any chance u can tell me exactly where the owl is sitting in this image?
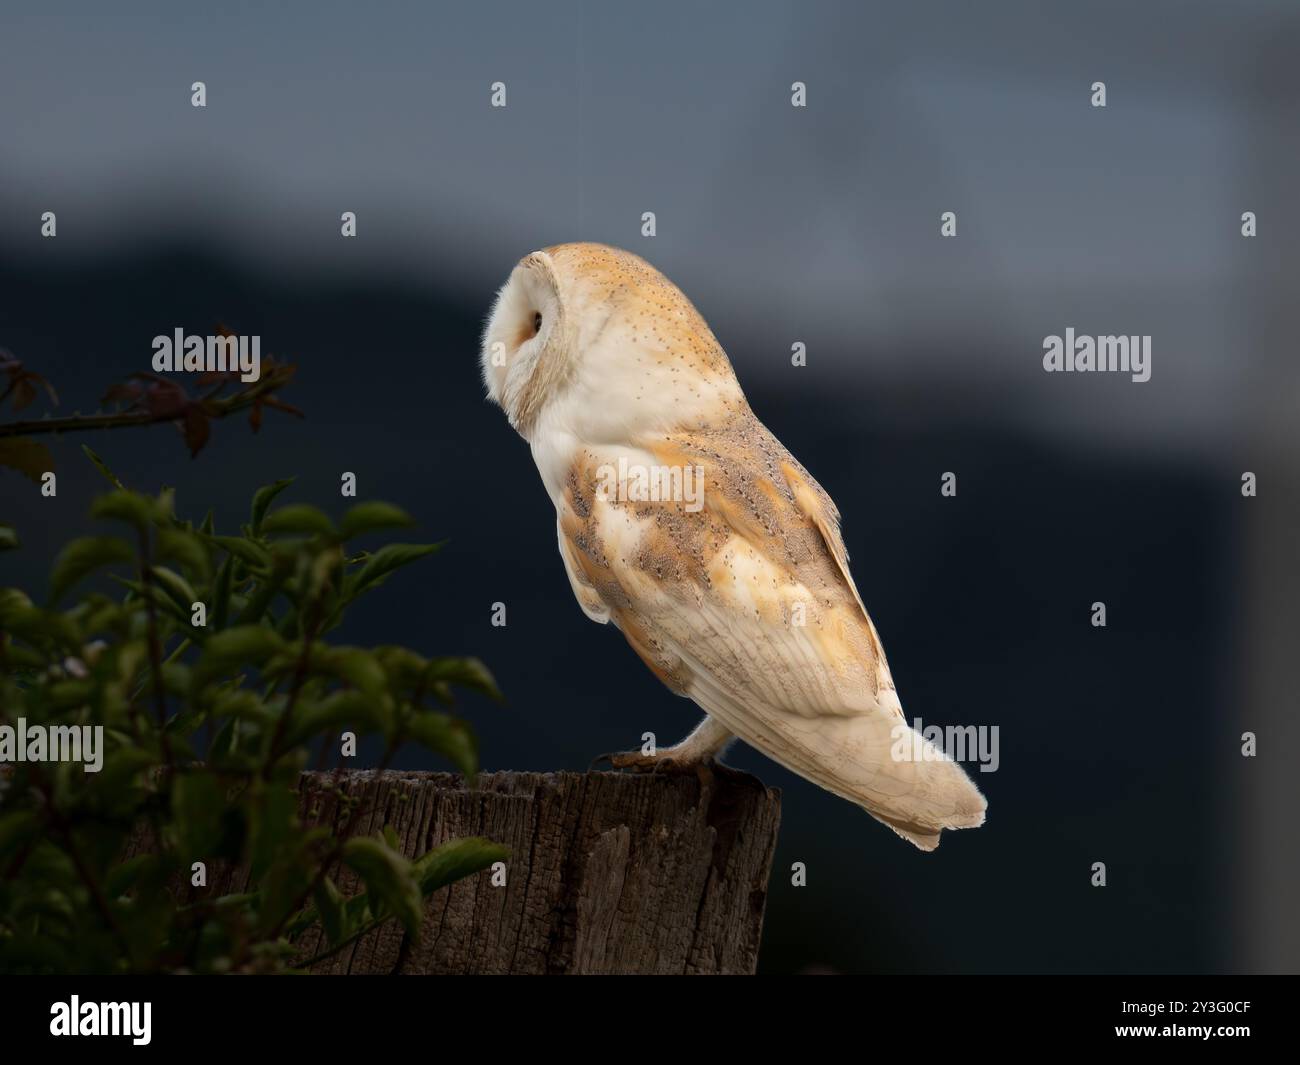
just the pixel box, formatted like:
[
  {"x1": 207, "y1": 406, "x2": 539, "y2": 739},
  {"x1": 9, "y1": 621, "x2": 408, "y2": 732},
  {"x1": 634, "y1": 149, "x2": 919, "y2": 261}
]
[{"x1": 480, "y1": 243, "x2": 985, "y2": 850}]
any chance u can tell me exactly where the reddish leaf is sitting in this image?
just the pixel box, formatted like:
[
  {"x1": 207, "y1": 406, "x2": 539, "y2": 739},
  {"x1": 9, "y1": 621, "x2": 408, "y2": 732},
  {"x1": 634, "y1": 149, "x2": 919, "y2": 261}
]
[
  {"x1": 144, "y1": 380, "x2": 188, "y2": 419},
  {"x1": 183, "y1": 405, "x2": 211, "y2": 457},
  {"x1": 263, "y1": 395, "x2": 304, "y2": 418},
  {"x1": 10, "y1": 377, "x2": 36, "y2": 411},
  {"x1": 102, "y1": 381, "x2": 144, "y2": 407},
  {"x1": 196, "y1": 369, "x2": 238, "y2": 387},
  {"x1": 31, "y1": 371, "x2": 58, "y2": 406}
]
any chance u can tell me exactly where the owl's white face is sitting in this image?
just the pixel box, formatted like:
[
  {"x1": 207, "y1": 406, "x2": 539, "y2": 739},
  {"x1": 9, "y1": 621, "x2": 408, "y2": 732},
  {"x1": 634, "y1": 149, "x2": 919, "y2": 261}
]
[
  {"x1": 480, "y1": 243, "x2": 744, "y2": 445},
  {"x1": 479, "y1": 251, "x2": 570, "y2": 434}
]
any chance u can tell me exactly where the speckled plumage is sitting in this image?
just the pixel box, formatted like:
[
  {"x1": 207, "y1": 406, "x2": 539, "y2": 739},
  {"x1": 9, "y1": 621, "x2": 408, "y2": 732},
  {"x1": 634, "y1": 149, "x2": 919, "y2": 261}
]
[{"x1": 481, "y1": 243, "x2": 985, "y2": 850}]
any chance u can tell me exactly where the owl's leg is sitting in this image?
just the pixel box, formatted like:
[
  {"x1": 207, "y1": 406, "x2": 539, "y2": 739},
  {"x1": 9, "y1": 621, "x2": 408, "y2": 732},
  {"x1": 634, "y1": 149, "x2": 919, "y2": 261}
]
[{"x1": 593, "y1": 715, "x2": 733, "y2": 773}]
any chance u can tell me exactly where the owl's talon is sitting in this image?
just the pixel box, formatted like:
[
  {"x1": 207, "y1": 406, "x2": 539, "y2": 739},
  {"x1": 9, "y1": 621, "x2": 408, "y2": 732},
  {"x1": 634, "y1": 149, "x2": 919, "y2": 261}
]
[
  {"x1": 611, "y1": 750, "x2": 658, "y2": 772},
  {"x1": 591, "y1": 749, "x2": 692, "y2": 774}
]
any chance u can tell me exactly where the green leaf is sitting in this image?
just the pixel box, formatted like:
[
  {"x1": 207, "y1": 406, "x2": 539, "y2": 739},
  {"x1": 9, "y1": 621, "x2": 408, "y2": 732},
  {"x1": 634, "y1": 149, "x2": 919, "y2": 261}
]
[
  {"x1": 46, "y1": 678, "x2": 96, "y2": 708},
  {"x1": 90, "y1": 490, "x2": 158, "y2": 531},
  {"x1": 428, "y1": 657, "x2": 503, "y2": 702},
  {"x1": 234, "y1": 566, "x2": 289, "y2": 626},
  {"x1": 157, "y1": 527, "x2": 210, "y2": 580},
  {"x1": 212, "y1": 555, "x2": 235, "y2": 629},
  {"x1": 314, "y1": 646, "x2": 388, "y2": 700},
  {"x1": 283, "y1": 690, "x2": 384, "y2": 747},
  {"x1": 261, "y1": 504, "x2": 334, "y2": 538},
  {"x1": 149, "y1": 565, "x2": 199, "y2": 613},
  {"x1": 206, "y1": 717, "x2": 239, "y2": 765},
  {"x1": 0, "y1": 436, "x2": 54, "y2": 484},
  {"x1": 312, "y1": 876, "x2": 345, "y2": 944},
  {"x1": 94, "y1": 746, "x2": 160, "y2": 796},
  {"x1": 0, "y1": 643, "x2": 44, "y2": 670},
  {"x1": 305, "y1": 543, "x2": 343, "y2": 601},
  {"x1": 157, "y1": 486, "x2": 176, "y2": 522},
  {"x1": 250, "y1": 477, "x2": 294, "y2": 535},
  {"x1": 405, "y1": 712, "x2": 478, "y2": 776},
  {"x1": 81, "y1": 445, "x2": 126, "y2": 489},
  {"x1": 192, "y1": 625, "x2": 285, "y2": 691},
  {"x1": 49, "y1": 535, "x2": 134, "y2": 604},
  {"x1": 206, "y1": 534, "x2": 271, "y2": 570},
  {"x1": 338, "y1": 502, "x2": 415, "y2": 540},
  {"x1": 160, "y1": 661, "x2": 194, "y2": 698},
  {"x1": 0, "y1": 810, "x2": 40, "y2": 856},
  {"x1": 255, "y1": 855, "x2": 316, "y2": 939},
  {"x1": 164, "y1": 703, "x2": 205, "y2": 737},
  {"x1": 0, "y1": 601, "x2": 78, "y2": 649},
  {"x1": 342, "y1": 837, "x2": 423, "y2": 938},
  {"x1": 0, "y1": 587, "x2": 33, "y2": 619},
  {"x1": 172, "y1": 772, "x2": 225, "y2": 856},
  {"x1": 104, "y1": 855, "x2": 160, "y2": 899},
  {"x1": 347, "y1": 542, "x2": 443, "y2": 599},
  {"x1": 372, "y1": 646, "x2": 427, "y2": 688},
  {"x1": 211, "y1": 688, "x2": 275, "y2": 722},
  {"x1": 0, "y1": 523, "x2": 17, "y2": 550},
  {"x1": 109, "y1": 574, "x2": 200, "y2": 636},
  {"x1": 248, "y1": 782, "x2": 301, "y2": 883},
  {"x1": 414, "y1": 837, "x2": 509, "y2": 896}
]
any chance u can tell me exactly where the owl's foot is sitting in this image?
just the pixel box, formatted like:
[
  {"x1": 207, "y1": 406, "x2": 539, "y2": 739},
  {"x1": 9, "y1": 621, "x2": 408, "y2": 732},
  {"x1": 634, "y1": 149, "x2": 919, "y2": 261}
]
[
  {"x1": 589, "y1": 749, "x2": 694, "y2": 774},
  {"x1": 590, "y1": 717, "x2": 734, "y2": 774}
]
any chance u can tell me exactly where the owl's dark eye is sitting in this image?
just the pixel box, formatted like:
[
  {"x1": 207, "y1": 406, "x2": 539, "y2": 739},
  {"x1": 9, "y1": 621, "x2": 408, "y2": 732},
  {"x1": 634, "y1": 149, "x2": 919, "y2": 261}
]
[{"x1": 533, "y1": 311, "x2": 543, "y2": 334}]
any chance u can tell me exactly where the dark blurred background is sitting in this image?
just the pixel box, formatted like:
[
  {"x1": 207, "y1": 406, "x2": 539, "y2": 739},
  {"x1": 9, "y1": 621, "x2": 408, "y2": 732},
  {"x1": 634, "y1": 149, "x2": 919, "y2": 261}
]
[{"x1": 1, "y1": 0, "x2": 1296, "y2": 974}]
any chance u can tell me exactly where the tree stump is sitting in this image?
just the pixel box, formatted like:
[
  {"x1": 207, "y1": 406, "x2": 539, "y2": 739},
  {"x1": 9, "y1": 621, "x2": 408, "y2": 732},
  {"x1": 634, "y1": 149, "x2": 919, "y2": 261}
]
[{"x1": 292, "y1": 769, "x2": 782, "y2": 975}]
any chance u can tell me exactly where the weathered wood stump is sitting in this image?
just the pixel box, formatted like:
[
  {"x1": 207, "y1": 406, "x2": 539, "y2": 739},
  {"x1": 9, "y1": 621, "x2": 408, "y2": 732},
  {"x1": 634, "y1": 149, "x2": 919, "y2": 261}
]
[{"x1": 295, "y1": 769, "x2": 782, "y2": 975}]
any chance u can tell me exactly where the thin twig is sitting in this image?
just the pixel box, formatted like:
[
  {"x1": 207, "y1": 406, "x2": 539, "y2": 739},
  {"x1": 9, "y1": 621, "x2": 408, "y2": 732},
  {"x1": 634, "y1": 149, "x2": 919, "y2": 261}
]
[{"x1": 0, "y1": 367, "x2": 297, "y2": 439}]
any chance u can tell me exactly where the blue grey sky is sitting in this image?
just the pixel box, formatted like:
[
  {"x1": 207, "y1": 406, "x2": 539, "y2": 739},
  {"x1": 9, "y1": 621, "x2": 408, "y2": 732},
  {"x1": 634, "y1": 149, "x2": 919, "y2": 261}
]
[{"x1": 2, "y1": 0, "x2": 1297, "y2": 452}]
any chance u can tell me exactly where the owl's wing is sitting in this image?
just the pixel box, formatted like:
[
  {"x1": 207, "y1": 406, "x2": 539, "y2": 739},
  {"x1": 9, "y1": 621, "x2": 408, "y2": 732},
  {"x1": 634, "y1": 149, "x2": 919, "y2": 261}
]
[
  {"x1": 557, "y1": 418, "x2": 985, "y2": 850},
  {"x1": 557, "y1": 518, "x2": 610, "y2": 625}
]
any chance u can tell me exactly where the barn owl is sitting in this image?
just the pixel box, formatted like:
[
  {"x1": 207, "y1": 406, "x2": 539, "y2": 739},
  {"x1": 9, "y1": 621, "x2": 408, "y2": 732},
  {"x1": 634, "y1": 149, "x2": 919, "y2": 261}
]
[{"x1": 480, "y1": 243, "x2": 986, "y2": 850}]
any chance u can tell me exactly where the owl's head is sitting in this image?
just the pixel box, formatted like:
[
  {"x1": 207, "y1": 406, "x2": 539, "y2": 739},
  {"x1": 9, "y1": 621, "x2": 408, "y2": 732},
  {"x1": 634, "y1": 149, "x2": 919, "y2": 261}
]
[
  {"x1": 479, "y1": 247, "x2": 572, "y2": 435},
  {"x1": 480, "y1": 243, "x2": 743, "y2": 439}
]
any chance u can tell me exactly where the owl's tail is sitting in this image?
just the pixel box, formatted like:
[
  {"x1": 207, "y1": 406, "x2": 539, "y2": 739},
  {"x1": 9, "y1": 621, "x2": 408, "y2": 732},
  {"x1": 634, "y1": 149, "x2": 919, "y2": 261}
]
[
  {"x1": 835, "y1": 693, "x2": 986, "y2": 851},
  {"x1": 693, "y1": 677, "x2": 987, "y2": 851}
]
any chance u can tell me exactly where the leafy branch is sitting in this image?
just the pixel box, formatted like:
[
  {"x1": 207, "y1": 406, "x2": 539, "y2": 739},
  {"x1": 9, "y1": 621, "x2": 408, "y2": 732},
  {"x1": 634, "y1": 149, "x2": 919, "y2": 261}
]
[
  {"x1": 0, "y1": 339, "x2": 302, "y2": 483},
  {"x1": 0, "y1": 452, "x2": 507, "y2": 974}
]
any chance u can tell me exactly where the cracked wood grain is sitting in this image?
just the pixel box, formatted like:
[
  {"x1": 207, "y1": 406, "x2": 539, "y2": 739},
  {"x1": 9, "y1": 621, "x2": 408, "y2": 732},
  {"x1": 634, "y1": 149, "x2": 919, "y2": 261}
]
[{"x1": 295, "y1": 769, "x2": 782, "y2": 975}]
